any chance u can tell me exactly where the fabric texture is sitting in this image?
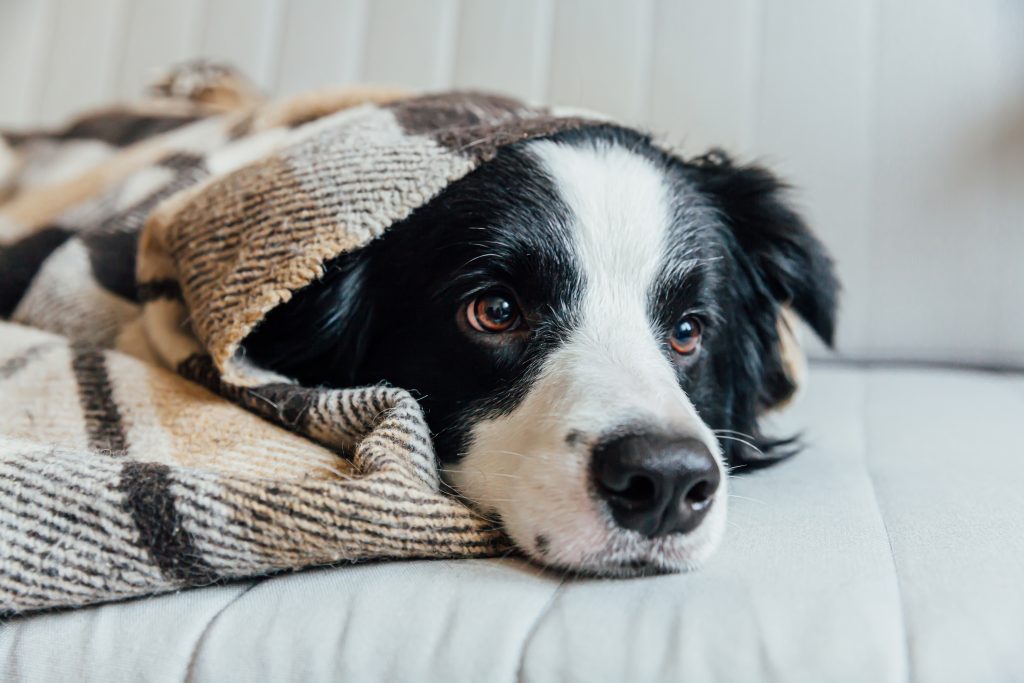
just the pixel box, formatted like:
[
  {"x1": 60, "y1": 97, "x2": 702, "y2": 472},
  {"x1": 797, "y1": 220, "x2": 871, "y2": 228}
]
[
  {"x1": 0, "y1": 63, "x2": 618, "y2": 614},
  {"x1": 3, "y1": 363, "x2": 1021, "y2": 682}
]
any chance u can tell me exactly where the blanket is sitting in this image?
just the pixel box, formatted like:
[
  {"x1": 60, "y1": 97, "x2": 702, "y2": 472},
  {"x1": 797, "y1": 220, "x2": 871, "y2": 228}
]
[{"x1": 0, "y1": 63, "x2": 610, "y2": 614}]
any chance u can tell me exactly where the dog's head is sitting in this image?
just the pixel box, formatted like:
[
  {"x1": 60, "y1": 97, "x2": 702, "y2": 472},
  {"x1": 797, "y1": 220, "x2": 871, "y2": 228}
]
[{"x1": 244, "y1": 125, "x2": 838, "y2": 575}]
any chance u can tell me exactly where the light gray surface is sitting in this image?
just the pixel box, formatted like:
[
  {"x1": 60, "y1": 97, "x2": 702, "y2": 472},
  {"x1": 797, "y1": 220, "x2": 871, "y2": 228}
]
[
  {"x1": 2, "y1": 0, "x2": 1022, "y2": 367},
  {"x1": 3, "y1": 363, "x2": 1022, "y2": 682}
]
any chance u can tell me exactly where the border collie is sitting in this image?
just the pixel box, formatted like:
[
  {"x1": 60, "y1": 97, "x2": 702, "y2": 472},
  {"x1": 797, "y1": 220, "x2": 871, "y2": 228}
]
[{"x1": 244, "y1": 125, "x2": 839, "y2": 575}]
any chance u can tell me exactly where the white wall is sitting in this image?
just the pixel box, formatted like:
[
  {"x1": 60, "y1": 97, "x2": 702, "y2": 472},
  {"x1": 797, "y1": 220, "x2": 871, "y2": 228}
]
[{"x1": 1, "y1": 0, "x2": 1022, "y2": 366}]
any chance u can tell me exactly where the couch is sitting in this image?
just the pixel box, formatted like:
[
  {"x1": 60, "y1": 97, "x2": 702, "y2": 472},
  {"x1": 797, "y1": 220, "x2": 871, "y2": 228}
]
[
  {"x1": 2, "y1": 1, "x2": 1022, "y2": 680},
  {"x1": 3, "y1": 362, "x2": 1022, "y2": 681}
]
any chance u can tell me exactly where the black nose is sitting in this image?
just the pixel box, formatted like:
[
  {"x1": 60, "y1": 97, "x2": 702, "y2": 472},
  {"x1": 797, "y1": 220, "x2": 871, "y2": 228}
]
[{"x1": 592, "y1": 434, "x2": 720, "y2": 538}]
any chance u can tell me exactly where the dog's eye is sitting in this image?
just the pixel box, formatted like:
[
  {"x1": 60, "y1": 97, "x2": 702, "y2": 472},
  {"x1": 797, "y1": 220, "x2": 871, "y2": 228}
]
[
  {"x1": 669, "y1": 316, "x2": 702, "y2": 355},
  {"x1": 466, "y1": 292, "x2": 521, "y2": 333}
]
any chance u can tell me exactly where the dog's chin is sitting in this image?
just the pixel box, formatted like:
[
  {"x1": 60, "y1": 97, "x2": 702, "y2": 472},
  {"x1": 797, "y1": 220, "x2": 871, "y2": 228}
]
[
  {"x1": 474, "y1": 479, "x2": 729, "y2": 578},
  {"x1": 527, "y1": 505, "x2": 727, "y2": 578}
]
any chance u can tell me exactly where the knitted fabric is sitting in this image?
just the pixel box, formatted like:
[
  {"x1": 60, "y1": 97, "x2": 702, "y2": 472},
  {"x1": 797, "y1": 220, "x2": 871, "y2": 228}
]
[{"x1": 0, "y1": 64, "x2": 609, "y2": 614}]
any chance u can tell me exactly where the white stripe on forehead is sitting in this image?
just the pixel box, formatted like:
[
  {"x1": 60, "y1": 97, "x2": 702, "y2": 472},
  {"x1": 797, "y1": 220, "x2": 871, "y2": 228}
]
[
  {"x1": 527, "y1": 138, "x2": 671, "y2": 326},
  {"x1": 525, "y1": 136, "x2": 691, "y2": 424}
]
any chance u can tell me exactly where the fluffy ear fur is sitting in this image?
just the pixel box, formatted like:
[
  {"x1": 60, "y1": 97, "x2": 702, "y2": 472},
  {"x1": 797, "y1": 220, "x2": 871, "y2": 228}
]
[
  {"x1": 689, "y1": 150, "x2": 839, "y2": 347},
  {"x1": 686, "y1": 150, "x2": 840, "y2": 467}
]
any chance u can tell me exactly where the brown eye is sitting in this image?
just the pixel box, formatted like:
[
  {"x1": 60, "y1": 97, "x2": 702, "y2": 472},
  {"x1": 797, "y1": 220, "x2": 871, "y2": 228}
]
[
  {"x1": 669, "y1": 316, "x2": 702, "y2": 355},
  {"x1": 466, "y1": 292, "x2": 521, "y2": 333}
]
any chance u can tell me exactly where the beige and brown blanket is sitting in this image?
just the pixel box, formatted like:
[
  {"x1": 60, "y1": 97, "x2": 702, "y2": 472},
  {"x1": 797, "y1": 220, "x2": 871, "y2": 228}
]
[{"x1": 0, "y1": 63, "x2": 610, "y2": 615}]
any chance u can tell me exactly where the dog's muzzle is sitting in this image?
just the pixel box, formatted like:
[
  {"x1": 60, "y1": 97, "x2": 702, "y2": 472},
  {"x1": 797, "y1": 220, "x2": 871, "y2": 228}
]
[{"x1": 591, "y1": 433, "x2": 721, "y2": 538}]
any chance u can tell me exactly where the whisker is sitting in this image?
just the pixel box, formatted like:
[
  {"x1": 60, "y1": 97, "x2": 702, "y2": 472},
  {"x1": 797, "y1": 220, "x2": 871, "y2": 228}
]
[
  {"x1": 485, "y1": 449, "x2": 544, "y2": 460},
  {"x1": 436, "y1": 483, "x2": 504, "y2": 525},
  {"x1": 728, "y1": 494, "x2": 768, "y2": 505},
  {"x1": 714, "y1": 428, "x2": 757, "y2": 440},
  {"x1": 714, "y1": 434, "x2": 766, "y2": 456},
  {"x1": 437, "y1": 467, "x2": 523, "y2": 480},
  {"x1": 459, "y1": 252, "x2": 503, "y2": 269}
]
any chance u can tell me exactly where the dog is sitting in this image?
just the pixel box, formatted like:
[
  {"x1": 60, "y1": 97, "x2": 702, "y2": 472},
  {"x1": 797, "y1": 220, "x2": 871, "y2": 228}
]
[{"x1": 243, "y1": 124, "x2": 839, "y2": 575}]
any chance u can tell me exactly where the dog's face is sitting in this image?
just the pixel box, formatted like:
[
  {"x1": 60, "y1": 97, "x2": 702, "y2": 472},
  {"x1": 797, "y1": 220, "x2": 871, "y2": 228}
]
[{"x1": 245, "y1": 126, "x2": 838, "y2": 575}]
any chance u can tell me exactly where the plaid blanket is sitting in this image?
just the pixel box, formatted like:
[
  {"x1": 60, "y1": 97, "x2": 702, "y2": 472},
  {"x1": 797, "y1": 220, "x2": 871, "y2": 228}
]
[{"x1": 0, "y1": 64, "x2": 609, "y2": 614}]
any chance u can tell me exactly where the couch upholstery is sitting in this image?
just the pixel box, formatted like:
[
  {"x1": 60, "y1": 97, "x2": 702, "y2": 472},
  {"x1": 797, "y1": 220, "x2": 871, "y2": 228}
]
[{"x1": 4, "y1": 363, "x2": 1021, "y2": 682}]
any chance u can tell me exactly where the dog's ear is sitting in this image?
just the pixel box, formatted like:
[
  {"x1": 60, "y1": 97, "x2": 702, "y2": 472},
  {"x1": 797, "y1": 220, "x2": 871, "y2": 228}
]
[
  {"x1": 687, "y1": 150, "x2": 839, "y2": 426},
  {"x1": 688, "y1": 150, "x2": 839, "y2": 348},
  {"x1": 242, "y1": 252, "x2": 373, "y2": 386}
]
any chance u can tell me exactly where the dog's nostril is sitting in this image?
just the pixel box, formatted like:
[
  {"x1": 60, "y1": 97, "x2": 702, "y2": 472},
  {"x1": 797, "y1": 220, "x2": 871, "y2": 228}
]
[
  {"x1": 684, "y1": 478, "x2": 715, "y2": 511},
  {"x1": 592, "y1": 433, "x2": 720, "y2": 538}
]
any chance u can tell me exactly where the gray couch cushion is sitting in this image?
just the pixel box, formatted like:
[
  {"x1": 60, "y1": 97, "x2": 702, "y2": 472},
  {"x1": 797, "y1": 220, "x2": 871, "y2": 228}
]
[{"x1": 2, "y1": 364, "x2": 1021, "y2": 682}]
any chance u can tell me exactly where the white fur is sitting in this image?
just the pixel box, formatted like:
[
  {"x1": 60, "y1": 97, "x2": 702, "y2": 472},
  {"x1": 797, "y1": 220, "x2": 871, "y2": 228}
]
[{"x1": 448, "y1": 139, "x2": 727, "y2": 574}]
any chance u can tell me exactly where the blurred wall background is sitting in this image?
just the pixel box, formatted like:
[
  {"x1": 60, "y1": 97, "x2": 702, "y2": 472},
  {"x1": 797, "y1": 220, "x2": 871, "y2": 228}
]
[{"x1": 1, "y1": 0, "x2": 1021, "y2": 367}]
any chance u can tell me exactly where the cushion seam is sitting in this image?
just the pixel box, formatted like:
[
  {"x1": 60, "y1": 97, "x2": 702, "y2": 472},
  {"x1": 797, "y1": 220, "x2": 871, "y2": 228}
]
[
  {"x1": 514, "y1": 578, "x2": 565, "y2": 683},
  {"x1": 181, "y1": 580, "x2": 261, "y2": 683},
  {"x1": 860, "y1": 371, "x2": 913, "y2": 683}
]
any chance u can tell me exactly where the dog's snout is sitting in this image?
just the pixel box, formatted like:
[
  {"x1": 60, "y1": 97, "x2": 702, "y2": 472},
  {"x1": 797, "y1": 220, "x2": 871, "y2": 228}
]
[{"x1": 592, "y1": 434, "x2": 720, "y2": 538}]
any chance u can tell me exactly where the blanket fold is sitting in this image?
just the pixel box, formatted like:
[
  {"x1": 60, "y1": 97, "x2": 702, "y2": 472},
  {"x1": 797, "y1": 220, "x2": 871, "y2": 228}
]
[
  {"x1": 0, "y1": 320, "x2": 509, "y2": 614},
  {"x1": 2, "y1": 63, "x2": 620, "y2": 613}
]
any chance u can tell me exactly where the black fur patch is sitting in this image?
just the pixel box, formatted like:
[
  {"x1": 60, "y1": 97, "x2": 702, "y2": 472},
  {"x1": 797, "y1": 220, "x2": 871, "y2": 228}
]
[
  {"x1": 243, "y1": 128, "x2": 839, "y2": 470},
  {"x1": 245, "y1": 141, "x2": 579, "y2": 462},
  {"x1": 678, "y1": 150, "x2": 840, "y2": 466},
  {"x1": 535, "y1": 534, "x2": 550, "y2": 555}
]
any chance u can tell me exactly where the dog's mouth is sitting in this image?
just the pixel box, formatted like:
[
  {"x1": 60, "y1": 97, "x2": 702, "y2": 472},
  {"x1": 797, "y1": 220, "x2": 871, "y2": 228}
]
[
  {"x1": 518, "y1": 484, "x2": 729, "y2": 577},
  {"x1": 445, "y1": 434, "x2": 729, "y2": 578},
  {"x1": 502, "y1": 511, "x2": 729, "y2": 579}
]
